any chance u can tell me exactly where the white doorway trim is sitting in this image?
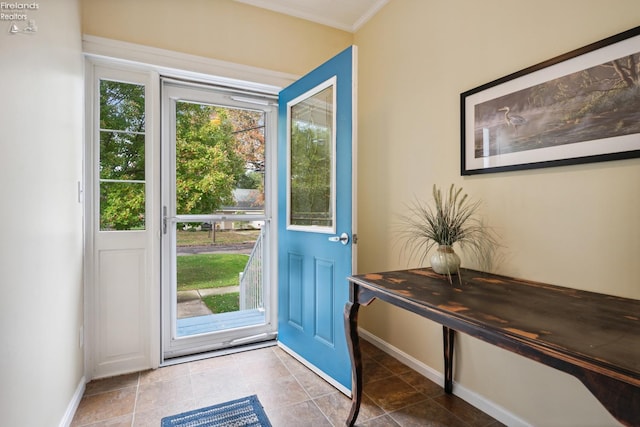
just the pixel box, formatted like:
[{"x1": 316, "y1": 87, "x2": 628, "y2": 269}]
[
  {"x1": 160, "y1": 79, "x2": 278, "y2": 360},
  {"x1": 83, "y1": 39, "x2": 293, "y2": 381},
  {"x1": 82, "y1": 35, "x2": 297, "y2": 91}
]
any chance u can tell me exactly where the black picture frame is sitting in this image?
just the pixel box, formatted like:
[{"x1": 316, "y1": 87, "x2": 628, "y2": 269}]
[{"x1": 461, "y1": 25, "x2": 640, "y2": 175}]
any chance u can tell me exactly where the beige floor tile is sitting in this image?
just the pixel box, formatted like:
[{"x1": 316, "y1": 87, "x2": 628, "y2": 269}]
[
  {"x1": 191, "y1": 368, "x2": 253, "y2": 405},
  {"x1": 291, "y1": 368, "x2": 337, "y2": 398},
  {"x1": 135, "y1": 375, "x2": 193, "y2": 412},
  {"x1": 238, "y1": 355, "x2": 291, "y2": 384},
  {"x1": 358, "y1": 414, "x2": 402, "y2": 426},
  {"x1": 71, "y1": 339, "x2": 502, "y2": 427},
  {"x1": 360, "y1": 339, "x2": 387, "y2": 359},
  {"x1": 399, "y1": 369, "x2": 446, "y2": 397},
  {"x1": 131, "y1": 399, "x2": 198, "y2": 427},
  {"x1": 365, "y1": 376, "x2": 428, "y2": 412},
  {"x1": 432, "y1": 393, "x2": 498, "y2": 427},
  {"x1": 266, "y1": 400, "x2": 333, "y2": 427},
  {"x1": 188, "y1": 353, "x2": 238, "y2": 374},
  {"x1": 138, "y1": 363, "x2": 190, "y2": 385},
  {"x1": 76, "y1": 414, "x2": 134, "y2": 427},
  {"x1": 83, "y1": 373, "x2": 139, "y2": 396},
  {"x1": 314, "y1": 391, "x2": 387, "y2": 426},
  {"x1": 362, "y1": 357, "x2": 396, "y2": 385},
  {"x1": 374, "y1": 352, "x2": 414, "y2": 375},
  {"x1": 252, "y1": 374, "x2": 311, "y2": 410},
  {"x1": 389, "y1": 399, "x2": 468, "y2": 427},
  {"x1": 71, "y1": 387, "x2": 136, "y2": 426}
]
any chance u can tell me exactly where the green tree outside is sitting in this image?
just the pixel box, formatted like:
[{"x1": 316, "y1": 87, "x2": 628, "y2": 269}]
[
  {"x1": 99, "y1": 80, "x2": 146, "y2": 230},
  {"x1": 290, "y1": 124, "x2": 332, "y2": 226},
  {"x1": 175, "y1": 103, "x2": 244, "y2": 215},
  {"x1": 99, "y1": 81, "x2": 265, "y2": 229}
]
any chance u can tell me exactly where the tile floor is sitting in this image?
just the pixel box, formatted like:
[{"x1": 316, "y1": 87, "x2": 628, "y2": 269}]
[{"x1": 71, "y1": 340, "x2": 504, "y2": 427}]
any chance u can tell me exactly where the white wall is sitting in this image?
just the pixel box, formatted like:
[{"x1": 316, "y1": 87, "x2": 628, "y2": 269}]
[
  {"x1": 355, "y1": 1, "x2": 639, "y2": 426},
  {"x1": 0, "y1": 0, "x2": 84, "y2": 425}
]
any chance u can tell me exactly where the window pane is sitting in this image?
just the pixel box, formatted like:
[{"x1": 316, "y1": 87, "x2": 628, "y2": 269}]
[
  {"x1": 289, "y1": 85, "x2": 334, "y2": 227},
  {"x1": 175, "y1": 101, "x2": 265, "y2": 216},
  {"x1": 100, "y1": 181, "x2": 145, "y2": 230},
  {"x1": 99, "y1": 79, "x2": 146, "y2": 231},
  {"x1": 100, "y1": 131, "x2": 145, "y2": 180},
  {"x1": 100, "y1": 80, "x2": 145, "y2": 132}
]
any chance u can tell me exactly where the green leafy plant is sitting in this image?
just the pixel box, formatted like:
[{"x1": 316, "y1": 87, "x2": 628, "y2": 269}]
[{"x1": 398, "y1": 184, "x2": 499, "y2": 271}]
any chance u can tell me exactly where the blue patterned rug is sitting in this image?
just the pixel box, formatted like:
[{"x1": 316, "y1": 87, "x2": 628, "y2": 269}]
[{"x1": 161, "y1": 395, "x2": 272, "y2": 427}]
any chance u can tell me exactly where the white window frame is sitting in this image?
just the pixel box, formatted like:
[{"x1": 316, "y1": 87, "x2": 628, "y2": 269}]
[{"x1": 286, "y1": 77, "x2": 338, "y2": 235}]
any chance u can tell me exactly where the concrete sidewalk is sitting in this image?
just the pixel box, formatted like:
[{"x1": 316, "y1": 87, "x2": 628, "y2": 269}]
[
  {"x1": 174, "y1": 242, "x2": 251, "y2": 319},
  {"x1": 177, "y1": 286, "x2": 240, "y2": 318}
]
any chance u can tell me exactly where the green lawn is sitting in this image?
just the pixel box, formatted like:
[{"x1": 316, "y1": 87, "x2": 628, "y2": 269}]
[
  {"x1": 202, "y1": 292, "x2": 240, "y2": 314},
  {"x1": 177, "y1": 253, "x2": 248, "y2": 291}
]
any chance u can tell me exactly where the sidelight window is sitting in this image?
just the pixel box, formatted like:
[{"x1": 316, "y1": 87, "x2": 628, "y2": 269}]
[{"x1": 99, "y1": 80, "x2": 146, "y2": 231}]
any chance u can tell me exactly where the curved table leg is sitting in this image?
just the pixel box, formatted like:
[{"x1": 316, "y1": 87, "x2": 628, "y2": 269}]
[{"x1": 344, "y1": 300, "x2": 362, "y2": 427}]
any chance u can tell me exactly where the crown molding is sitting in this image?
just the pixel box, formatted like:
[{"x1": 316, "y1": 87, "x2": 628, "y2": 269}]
[
  {"x1": 352, "y1": 0, "x2": 388, "y2": 32},
  {"x1": 234, "y1": 0, "x2": 388, "y2": 33}
]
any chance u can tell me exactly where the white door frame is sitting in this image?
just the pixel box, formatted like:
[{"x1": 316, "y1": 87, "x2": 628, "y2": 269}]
[
  {"x1": 160, "y1": 79, "x2": 278, "y2": 360},
  {"x1": 83, "y1": 40, "x2": 295, "y2": 380}
]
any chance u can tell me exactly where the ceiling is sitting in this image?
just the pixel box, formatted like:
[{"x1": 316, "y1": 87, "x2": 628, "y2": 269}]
[{"x1": 234, "y1": 0, "x2": 389, "y2": 32}]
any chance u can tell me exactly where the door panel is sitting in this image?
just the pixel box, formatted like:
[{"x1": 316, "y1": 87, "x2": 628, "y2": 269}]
[
  {"x1": 161, "y1": 80, "x2": 277, "y2": 360},
  {"x1": 314, "y1": 259, "x2": 335, "y2": 344},
  {"x1": 278, "y1": 46, "x2": 357, "y2": 393},
  {"x1": 88, "y1": 67, "x2": 155, "y2": 378},
  {"x1": 288, "y1": 253, "x2": 304, "y2": 327}
]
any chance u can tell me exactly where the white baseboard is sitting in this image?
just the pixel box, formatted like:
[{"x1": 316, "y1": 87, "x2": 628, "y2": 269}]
[
  {"x1": 358, "y1": 328, "x2": 531, "y2": 427},
  {"x1": 59, "y1": 376, "x2": 86, "y2": 427}
]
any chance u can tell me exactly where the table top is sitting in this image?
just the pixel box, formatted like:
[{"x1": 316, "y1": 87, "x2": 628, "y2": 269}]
[{"x1": 348, "y1": 268, "x2": 640, "y2": 383}]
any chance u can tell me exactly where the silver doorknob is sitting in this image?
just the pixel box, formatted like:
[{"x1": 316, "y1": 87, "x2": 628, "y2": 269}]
[{"x1": 328, "y1": 232, "x2": 349, "y2": 245}]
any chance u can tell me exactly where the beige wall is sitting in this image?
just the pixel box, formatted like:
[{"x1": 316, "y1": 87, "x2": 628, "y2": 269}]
[
  {"x1": 355, "y1": 1, "x2": 639, "y2": 425},
  {"x1": 81, "y1": 0, "x2": 353, "y2": 76},
  {"x1": 0, "y1": 0, "x2": 84, "y2": 425},
  {"x1": 78, "y1": 0, "x2": 639, "y2": 424}
]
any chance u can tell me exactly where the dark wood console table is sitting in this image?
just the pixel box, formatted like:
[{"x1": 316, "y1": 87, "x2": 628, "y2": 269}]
[{"x1": 344, "y1": 268, "x2": 640, "y2": 426}]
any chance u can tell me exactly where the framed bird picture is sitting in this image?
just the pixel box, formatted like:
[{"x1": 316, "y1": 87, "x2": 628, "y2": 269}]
[{"x1": 460, "y1": 25, "x2": 640, "y2": 175}]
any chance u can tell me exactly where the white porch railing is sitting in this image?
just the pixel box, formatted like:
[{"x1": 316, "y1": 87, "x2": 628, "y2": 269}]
[{"x1": 239, "y1": 228, "x2": 264, "y2": 311}]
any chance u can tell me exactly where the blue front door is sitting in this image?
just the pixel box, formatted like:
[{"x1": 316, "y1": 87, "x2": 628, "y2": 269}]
[{"x1": 277, "y1": 46, "x2": 357, "y2": 393}]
